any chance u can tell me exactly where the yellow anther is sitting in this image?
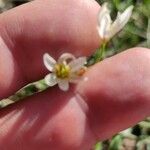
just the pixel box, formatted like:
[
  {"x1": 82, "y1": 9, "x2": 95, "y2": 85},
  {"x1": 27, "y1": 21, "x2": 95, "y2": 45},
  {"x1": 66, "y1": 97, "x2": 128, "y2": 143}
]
[{"x1": 55, "y1": 64, "x2": 70, "y2": 79}]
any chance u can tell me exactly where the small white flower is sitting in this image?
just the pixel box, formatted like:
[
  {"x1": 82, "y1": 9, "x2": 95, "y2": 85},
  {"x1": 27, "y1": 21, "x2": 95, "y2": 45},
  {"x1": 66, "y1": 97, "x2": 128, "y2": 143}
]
[
  {"x1": 43, "y1": 53, "x2": 87, "y2": 91},
  {"x1": 97, "y1": 3, "x2": 134, "y2": 41}
]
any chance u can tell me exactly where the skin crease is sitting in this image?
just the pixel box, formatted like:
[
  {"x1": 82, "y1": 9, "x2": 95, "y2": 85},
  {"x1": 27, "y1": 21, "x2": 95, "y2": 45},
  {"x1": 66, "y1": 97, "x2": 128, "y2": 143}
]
[{"x1": 0, "y1": 0, "x2": 150, "y2": 150}]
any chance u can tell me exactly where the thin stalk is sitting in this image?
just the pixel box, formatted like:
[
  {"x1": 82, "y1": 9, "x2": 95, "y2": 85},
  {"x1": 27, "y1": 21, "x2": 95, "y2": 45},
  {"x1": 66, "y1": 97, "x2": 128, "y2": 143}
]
[
  {"x1": 98, "y1": 42, "x2": 106, "y2": 62},
  {"x1": 0, "y1": 79, "x2": 48, "y2": 109},
  {"x1": 86, "y1": 42, "x2": 107, "y2": 66}
]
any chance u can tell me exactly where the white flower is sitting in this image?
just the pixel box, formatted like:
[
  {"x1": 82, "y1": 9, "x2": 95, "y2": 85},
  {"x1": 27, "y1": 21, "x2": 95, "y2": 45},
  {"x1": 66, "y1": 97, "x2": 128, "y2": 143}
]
[
  {"x1": 97, "y1": 3, "x2": 134, "y2": 41},
  {"x1": 43, "y1": 53, "x2": 87, "y2": 91}
]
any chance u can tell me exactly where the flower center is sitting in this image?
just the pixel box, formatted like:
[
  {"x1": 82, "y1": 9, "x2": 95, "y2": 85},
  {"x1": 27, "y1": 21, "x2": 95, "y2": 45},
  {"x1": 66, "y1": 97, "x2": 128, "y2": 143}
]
[{"x1": 55, "y1": 64, "x2": 70, "y2": 79}]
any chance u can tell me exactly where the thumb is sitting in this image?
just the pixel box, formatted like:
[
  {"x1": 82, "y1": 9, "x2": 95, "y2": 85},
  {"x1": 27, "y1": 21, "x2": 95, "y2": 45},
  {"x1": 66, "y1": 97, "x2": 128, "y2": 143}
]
[{"x1": 77, "y1": 47, "x2": 150, "y2": 140}]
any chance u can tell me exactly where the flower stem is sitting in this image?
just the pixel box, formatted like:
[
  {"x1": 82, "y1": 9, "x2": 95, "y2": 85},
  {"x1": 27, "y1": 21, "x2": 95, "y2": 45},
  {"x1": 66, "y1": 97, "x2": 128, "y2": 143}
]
[
  {"x1": 96, "y1": 42, "x2": 106, "y2": 62},
  {"x1": 0, "y1": 79, "x2": 49, "y2": 109},
  {"x1": 86, "y1": 42, "x2": 107, "y2": 66}
]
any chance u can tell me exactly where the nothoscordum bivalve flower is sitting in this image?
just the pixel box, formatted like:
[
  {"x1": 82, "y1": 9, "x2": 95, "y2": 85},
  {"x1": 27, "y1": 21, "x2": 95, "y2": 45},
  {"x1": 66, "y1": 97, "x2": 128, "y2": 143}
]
[
  {"x1": 97, "y1": 3, "x2": 134, "y2": 42},
  {"x1": 43, "y1": 53, "x2": 87, "y2": 91}
]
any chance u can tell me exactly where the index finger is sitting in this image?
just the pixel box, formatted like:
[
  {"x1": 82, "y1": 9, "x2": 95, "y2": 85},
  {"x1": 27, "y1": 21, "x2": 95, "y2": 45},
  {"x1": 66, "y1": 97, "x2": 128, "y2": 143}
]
[{"x1": 0, "y1": 0, "x2": 100, "y2": 99}]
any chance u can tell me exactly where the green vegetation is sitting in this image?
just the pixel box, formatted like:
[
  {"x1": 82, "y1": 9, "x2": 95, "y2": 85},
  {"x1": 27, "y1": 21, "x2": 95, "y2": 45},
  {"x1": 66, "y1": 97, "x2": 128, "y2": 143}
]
[{"x1": 96, "y1": 0, "x2": 150, "y2": 56}]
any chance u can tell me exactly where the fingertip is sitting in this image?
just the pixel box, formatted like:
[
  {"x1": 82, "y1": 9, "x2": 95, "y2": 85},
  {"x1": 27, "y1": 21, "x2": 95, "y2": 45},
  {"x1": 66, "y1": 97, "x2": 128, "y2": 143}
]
[
  {"x1": 77, "y1": 47, "x2": 150, "y2": 99},
  {"x1": 76, "y1": 47, "x2": 150, "y2": 139}
]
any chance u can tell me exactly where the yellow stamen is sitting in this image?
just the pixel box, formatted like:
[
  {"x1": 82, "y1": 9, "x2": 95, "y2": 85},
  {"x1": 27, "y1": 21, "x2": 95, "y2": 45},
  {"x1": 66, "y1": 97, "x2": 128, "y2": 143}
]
[{"x1": 55, "y1": 64, "x2": 70, "y2": 79}]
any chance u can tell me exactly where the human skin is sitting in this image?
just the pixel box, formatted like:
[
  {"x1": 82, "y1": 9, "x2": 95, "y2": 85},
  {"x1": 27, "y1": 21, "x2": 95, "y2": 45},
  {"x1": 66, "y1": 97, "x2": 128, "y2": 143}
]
[{"x1": 0, "y1": 0, "x2": 150, "y2": 150}]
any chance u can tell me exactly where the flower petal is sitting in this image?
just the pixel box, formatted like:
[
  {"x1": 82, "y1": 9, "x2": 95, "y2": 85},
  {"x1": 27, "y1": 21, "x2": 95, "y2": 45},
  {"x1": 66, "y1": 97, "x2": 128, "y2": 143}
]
[
  {"x1": 97, "y1": 14, "x2": 111, "y2": 39},
  {"x1": 58, "y1": 53, "x2": 76, "y2": 64},
  {"x1": 58, "y1": 79, "x2": 69, "y2": 91},
  {"x1": 69, "y1": 57, "x2": 86, "y2": 72},
  {"x1": 44, "y1": 73, "x2": 57, "y2": 86},
  {"x1": 69, "y1": 74, "x2": 88, "y2": 84},
  {"x1": 43, "y1": 53, "x2": 56, "y2": 72},
  {"x1": 109, "y1": 5, "x2": 134, "y2": 39},
  {"x1": 97, "y1": 3, "x2": 112, "y2": 39},
  {"x1": 69, "y1": 77, "x2": 81, "y2": 84},
  {"x1": 98, "y1": 3, "x2": 110, "y2": 23}
]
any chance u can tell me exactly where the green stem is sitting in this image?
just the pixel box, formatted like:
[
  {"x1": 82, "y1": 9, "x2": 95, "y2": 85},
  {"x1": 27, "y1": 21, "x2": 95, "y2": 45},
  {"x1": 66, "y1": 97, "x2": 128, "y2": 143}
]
[
  {"x1": 86, "y1": 42, "x2": 107, "y2": 66},
  {"x1": 0, "y1": 79, "x2": 49, "y2": 109},
  {"x1": 95, "y1": 42, "x2": 107, "y2": 63}
]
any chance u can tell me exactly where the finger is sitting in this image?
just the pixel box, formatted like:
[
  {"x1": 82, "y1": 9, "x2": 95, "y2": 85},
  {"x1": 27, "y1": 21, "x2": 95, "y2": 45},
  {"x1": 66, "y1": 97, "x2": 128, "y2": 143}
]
[
  {"x1": 77, "y1": 47, "x2": 150, "y2": 140},
  {"x1": 0, "y1": 0, "x2": 100, "y2": 99},
  {"x1": 1, "y1": 48, "x2": 150, "y2": 150},
  {"x1": 0, "y1": 88, "x2": 96, "y2": 150}
]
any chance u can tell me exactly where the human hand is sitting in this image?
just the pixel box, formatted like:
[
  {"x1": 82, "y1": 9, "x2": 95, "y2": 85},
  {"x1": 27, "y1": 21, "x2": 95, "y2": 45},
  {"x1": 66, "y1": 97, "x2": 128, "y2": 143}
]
[{"x1": 0, "y1": 0, "x2": 150, "y2": 150}]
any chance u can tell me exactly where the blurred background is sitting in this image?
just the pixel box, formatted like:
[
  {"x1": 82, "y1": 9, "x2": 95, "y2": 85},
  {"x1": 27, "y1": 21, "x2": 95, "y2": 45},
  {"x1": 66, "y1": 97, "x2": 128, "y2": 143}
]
[
  {"x1": 0, "y1": 0, "x2": 150, "y2": 150},
  {"x1": 96, "y1": 0, "x2": 150, "y2": 58}
]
